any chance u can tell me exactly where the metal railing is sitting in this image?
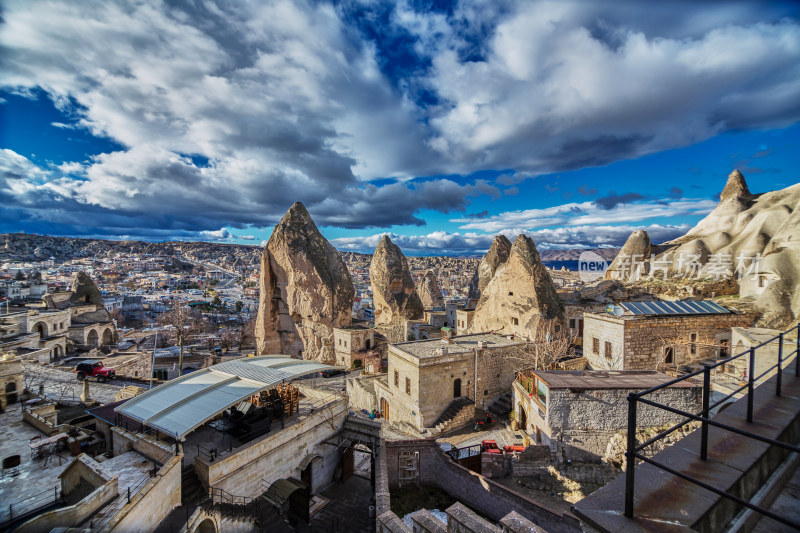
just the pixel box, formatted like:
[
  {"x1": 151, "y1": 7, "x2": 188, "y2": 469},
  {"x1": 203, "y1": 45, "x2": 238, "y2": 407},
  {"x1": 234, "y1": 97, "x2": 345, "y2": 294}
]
[
  {"x1": 2, "y1": 486, "x2": 62, "y2": 528},
  {"x1": 89, "y1": 448, "x2": 175, "y2": 530},
  {"x1": 624, "y1": 323, "x2": 800, "y2": 529}
]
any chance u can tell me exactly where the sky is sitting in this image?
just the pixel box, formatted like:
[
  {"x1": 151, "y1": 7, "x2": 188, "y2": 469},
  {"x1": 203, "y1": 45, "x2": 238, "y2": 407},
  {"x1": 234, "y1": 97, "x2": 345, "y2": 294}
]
[{"x1": 0, "y1": 0, "x2": 799, "y2": 256}]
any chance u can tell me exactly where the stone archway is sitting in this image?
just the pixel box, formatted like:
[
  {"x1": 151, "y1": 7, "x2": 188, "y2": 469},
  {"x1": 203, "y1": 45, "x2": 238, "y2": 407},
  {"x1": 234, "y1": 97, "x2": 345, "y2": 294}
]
[
  {"x1": 32, "y1": 321, "x2": 48, "y2": 339},
  {"x1": 86, "y1": 329, "x2": 99, "y2": 347},
  {"x1": 101, "y1": 327, "x2": 113, "y2": 346},
  {"x1": 195, "y1": 518, "x2": 216, "y2": 533}
]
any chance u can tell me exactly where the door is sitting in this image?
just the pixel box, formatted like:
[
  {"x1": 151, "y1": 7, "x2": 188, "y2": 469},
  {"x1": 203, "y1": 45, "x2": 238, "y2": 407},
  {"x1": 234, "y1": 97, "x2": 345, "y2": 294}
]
[
  {"x1": 578, "y1": 319, "x2": 584, "y2": 336},
  {"x1": 301, "y1": 463, "x2": 312, "y2": 487},
  {"x1": 342, "y1": 446, "x2": 354, "y2": 480},
  {"x1": 380, "y1": 397, "x2": 389, "y2": 421},
  {"x1": 453, "y1": 378, "x2": 461, "y2": 398},
  {"x1": 5, "y1": 382, "x2": 17, "y2": 404},
  {"x1": 519, "y1": 405, "x2": 527, "y2": 431}
]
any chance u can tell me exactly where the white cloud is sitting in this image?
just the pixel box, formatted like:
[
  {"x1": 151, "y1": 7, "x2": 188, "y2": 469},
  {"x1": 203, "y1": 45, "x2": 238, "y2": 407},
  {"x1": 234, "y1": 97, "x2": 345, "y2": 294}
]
[{"x1": 452, "y1": 197, "x2": 716, "y2": 232}]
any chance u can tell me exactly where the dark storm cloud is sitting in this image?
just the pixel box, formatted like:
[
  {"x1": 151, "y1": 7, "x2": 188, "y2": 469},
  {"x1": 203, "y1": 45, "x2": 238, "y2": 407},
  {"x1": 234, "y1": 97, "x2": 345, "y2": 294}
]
[
  {"x1": 593, "y1": 191, "x2": 645, "y2": 210},
  {"x1": 0, "y1": 1, "x2": 798, "y2": 240}
]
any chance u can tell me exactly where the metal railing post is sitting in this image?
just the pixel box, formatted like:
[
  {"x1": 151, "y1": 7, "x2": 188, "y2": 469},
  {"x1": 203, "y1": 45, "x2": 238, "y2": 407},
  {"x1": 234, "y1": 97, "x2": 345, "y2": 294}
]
[
  {"x1": 777, "y1": 332, "x2": 783, "y2": 397},
  {"x1": 796, "y1": 323, "x2": 800, "y2": 378},
  {"x1": 747, "y1": 347, "x2": 755, "y2": 423},
  {"x1": 701, "y1": 365, "x2": 711, "y2": 460},
  {"x1": 624, "y1": 393, "x2": 637, "y2": 518}
]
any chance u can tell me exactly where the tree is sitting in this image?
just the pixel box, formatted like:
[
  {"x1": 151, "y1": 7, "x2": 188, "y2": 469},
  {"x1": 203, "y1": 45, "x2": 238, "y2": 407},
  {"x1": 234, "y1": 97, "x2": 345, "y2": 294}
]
[
  {"x1": 212, "y1": 295, "x2": 222, "y2": 307},
  {"x1": 157, "y1": 305, "x2": 209, "y2": 375},
  {"x1": 505, "y1": 321, "x2": 575, "y2": 372},
  {"x1": 14, "y1": 270, "x2": 25, "y2": 281},
  {"x1": 238, "y1": 318, "x2": 256, "y2": 350},
  {"x1": 235, "y1": 300, "x2": 244, "y2": 313}
]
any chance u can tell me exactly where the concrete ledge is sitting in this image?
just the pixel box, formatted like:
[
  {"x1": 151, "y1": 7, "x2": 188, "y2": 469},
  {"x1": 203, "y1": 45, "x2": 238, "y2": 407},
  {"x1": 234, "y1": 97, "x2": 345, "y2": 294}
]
[
  {"x1": 573, "y1": 371, "x2": 800, "y2": 532},
  {"x1": 409, "y1": 509, "x2": 447, "y2": 533}
]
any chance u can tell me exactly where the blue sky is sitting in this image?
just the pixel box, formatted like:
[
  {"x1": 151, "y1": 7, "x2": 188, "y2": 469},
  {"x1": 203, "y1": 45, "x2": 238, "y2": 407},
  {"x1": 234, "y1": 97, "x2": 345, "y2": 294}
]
[{"x1": 1, "y1": 0, "x2": 799, "y2": 255}]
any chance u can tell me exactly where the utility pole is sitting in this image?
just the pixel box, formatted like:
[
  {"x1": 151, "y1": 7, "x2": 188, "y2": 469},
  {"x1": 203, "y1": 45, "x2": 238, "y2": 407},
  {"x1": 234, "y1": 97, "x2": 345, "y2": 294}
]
[{"x1": 149, "y1": 329, "x2": 158, "y2": 389}]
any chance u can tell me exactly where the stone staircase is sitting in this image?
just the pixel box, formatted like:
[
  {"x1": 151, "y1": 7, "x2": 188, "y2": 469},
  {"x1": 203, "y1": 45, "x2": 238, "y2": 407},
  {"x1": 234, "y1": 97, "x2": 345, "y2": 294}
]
[
  {"x1": 433, "y1": 397, "x2": 476, "y2": 433},
  {"x1": 487, "y1": 392, "x2": 512, "y2": 420},
  {"x1": 181, "y1": 464, "x2": 206, "y2": 507}
]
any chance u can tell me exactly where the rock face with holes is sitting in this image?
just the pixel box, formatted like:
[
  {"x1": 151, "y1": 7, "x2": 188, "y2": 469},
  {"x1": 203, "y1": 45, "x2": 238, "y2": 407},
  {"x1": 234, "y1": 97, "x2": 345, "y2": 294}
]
[
  {"x1": 467, "y1": 235, "x2": 512, "y2": 302},
  {"x1": 369, "y1": 236, "x2": 423, "y2": 326},
  {"x1": 255, "y1": 202, "x2": 354, "y2": 362},
  {"x1": 418, "y1": 270, "x2": 445, "y2": 309},
  {"x1": 659, "y1": 170, "x2": 800, "y2": 327},
  {"x1": 470, "y1": 234, "x2": 564, "y2": 337}
]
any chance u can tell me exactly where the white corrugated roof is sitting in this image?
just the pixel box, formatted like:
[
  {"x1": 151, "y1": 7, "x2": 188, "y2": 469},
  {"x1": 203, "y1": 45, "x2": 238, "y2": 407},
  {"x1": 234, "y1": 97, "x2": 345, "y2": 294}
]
[{"x1": 114, "y1": 355, "x2": 331, "y2": 439}]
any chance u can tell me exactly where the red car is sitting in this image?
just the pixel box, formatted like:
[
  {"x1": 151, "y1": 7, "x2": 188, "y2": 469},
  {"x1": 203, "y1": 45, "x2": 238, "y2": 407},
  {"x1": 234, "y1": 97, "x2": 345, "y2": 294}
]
[{"x1": 75, "y1": 360, "x2": 116, "y2": 383}]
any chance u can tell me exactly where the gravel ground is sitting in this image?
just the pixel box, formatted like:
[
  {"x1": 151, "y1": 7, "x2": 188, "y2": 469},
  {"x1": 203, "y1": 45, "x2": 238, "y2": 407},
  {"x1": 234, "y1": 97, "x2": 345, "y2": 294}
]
[{"x1": 23, "y1": 363, "x2": 141, "y2": 404}]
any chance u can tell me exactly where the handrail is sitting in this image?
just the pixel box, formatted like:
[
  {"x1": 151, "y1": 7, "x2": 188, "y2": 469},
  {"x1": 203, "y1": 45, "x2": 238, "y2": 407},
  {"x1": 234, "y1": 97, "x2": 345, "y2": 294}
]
[{"x1": 624, "y1": 323, "x2": 800, "y2": 529}]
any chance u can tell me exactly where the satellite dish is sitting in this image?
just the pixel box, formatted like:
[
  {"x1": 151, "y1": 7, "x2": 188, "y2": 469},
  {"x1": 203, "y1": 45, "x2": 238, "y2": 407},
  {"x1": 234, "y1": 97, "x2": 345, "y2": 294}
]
[
  {"x1": 605, "y1": 304, "x2": 615, "y2": 315},
  {"x1": 613, "y1": 305, "x2": 624, "y2": 318}
]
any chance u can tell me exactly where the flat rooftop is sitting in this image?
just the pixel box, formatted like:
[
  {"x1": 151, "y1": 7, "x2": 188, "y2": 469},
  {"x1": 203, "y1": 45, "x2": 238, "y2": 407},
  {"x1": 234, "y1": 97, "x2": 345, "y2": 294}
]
[
  {"x1": 392, "y1": 333, "x2": 523, "y2": 359},
  {"x1": 533, "y1": 370, "x2": 699, "y2": 390}
]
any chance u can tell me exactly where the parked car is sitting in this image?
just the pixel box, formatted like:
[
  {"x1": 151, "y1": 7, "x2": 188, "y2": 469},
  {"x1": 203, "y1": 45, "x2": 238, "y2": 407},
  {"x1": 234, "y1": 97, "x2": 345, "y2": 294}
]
[{"x1": 75, "y1": 360, "x2": 116, "y2": 383}]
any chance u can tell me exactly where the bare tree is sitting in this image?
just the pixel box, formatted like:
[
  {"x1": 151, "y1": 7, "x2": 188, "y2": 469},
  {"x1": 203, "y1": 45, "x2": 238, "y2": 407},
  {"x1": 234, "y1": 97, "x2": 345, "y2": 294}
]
[
  {"x1": 157, "y1": 305, "x2": 209, "y2": 374},
  {"x1": 505, "y1": 322, "x2": 575, "y2": 372},
  {"x1": 238, "y1": 318, "x2": 256, "y2": 350}
]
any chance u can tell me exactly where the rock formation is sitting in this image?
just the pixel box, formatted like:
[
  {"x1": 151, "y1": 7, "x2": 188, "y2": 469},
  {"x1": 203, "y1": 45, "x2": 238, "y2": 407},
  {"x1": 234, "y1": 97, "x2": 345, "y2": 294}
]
[
  {"x1": 467, "y1": 235, "x2": 512, "y2": 302},
  {"x1": 369, "y1": 236, "x2": 424, "y2": 326},
  {"x1": 418, "y1": 270, "x2": 445, "y2": 309},
  {"x1": 255, "y1": 202, "x2": 355, "y2": 362},
  {"x1": 605, "y1": 230, "x2": 651, "y2": 281},
  {"x1": 470, "y1": 234, "x2": 564, "y2": 337},
  {"x1": 654, "y1": 170, "x2": 800, "y2": 327},
  {"x1": 70, "y1": 271, "x2": 106, "y2": 308},
  {"x1": 42, "y1": 271, "x2": 111, "y2": 323}
]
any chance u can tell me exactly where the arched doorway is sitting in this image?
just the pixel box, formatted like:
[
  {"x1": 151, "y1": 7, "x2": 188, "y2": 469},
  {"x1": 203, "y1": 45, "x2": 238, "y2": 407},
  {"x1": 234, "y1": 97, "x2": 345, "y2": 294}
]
[
  {"x1": 365, "y1": 339, "x2": 371, "y2": 350},
  {"x1": 101, "y1": 328, "x2": 113, "y2": 346},
  {"x1": 518, "y1": 405, "x2": 527, "y2": 432},
  {"x1": 453, "y1": 378, "x2": 461, "y2": 398},
  {"x1": 379, "y1": 397, "x2": 390, "y2": 421},
  {"x1": 86, "y1": 329, "x2": 99, "y2": 347},
  {"x1": 6, "y1": 382, "x2": 18, "y2": 404},
  {"x1": 195, "y1": 518, "x2": 216, "y2": 533},
  {"x1": 33, "y1": 322, "x2": 48, "y2": 338}
]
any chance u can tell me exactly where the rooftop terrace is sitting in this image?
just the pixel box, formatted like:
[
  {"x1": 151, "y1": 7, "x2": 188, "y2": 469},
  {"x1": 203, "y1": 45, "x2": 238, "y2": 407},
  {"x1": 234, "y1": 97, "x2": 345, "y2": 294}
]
[{"x1": 392, "y1": 332, "x2": 523, "y2": 359}]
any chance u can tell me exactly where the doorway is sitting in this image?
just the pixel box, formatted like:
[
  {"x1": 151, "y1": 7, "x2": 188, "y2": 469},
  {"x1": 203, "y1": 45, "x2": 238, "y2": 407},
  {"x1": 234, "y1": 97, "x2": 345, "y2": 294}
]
[
  {"x1": 518, "y1": 405, "x2": 527, "y2": 431},
  {"x1": 453, "y1": 378, "x2": 461, "y2": 398},
  {"x1": 380, "y1": 398, "x2": 390, "y2": 421},
  {"x1": 5, "y1": 382, "x2": 18, "y2": 404}
]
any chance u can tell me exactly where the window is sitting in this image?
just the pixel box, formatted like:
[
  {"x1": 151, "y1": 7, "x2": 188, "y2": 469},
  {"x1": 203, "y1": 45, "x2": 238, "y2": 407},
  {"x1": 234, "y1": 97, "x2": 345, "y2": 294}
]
[
  {"x1": 555, "y1": 325, "x2": 561, "y2": 333},
  {"x1": 569, "y1": 319, "x2": 576, "y2": 329},
  {"x1": 665, "y1": 347, "x2": 674, "y2": 364},
  {"x1": 758, "y1": 275, "x2": 766, "y2": 288},
  {"x1": 604, "y1": 341, "x2": 612, "y2": 360},
  {"x1": 512, "y1": 317, "x2": 519, "y2": 326},
  {"x1": 405, "y1": 377, "x2": 411, "y2": 395},
  {"x1": 592, "y1": 337, "x2": 600, "y2": 354},
  {"x1": 690, "y1": 333, "x2": 697, "y2": 356},
  {"x1": 508, "y1": 292, "x2": 514, "y2": 296},
  {"x1": 394, "y1": 370, "x2": 399, "y2": 387}
]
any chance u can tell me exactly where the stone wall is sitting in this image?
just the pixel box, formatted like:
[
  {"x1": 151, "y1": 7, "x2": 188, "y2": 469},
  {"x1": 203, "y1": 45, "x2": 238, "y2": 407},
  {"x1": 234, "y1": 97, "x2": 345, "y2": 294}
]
[
  {"x1": 584, "y1": 312, "x2": 753, "y2": 370},
  {"x1": 515, "y1": 380, "x2": 701, "y2": 461},
  {"x1": 102, "y1": 454, "x2": 182, "y2": 533},
  {"x1": 16, "y1": 473, "x2": 117, "y2": 533},
  {"x1": 23, "y1": 401, "x2": 58, "y2": 434},
  {"x1": 197, "y1": 397, "x2": 347, "y2": 497},
  {"x1": 347, "y1": 373, "x2": 383, "y2": 412},
  {"x1": 111, "y1": 426, "x2": 174, "y2": 462},
  {"x1": 384, "y1": 440, "x2": 582, "y2": 533}
]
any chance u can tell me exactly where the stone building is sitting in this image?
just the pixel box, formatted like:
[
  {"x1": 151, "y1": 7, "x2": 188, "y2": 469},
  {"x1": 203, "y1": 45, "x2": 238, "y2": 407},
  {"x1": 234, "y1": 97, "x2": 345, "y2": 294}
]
[
  {"x1": 513, "y1": 370, "x2": 701, "y2": 461},
  {"x1": 0, "y1": 353, "x2": 23, "y2": 409},
  {"x1": 582, "y1": 300, "x2": 752, "y2": 371},
  {"x1": 333, "y1": 324, "x2": 379, "y2": 369},
  {"x1": 374, "y1": 333, "x2": 524, "y2": 431}
]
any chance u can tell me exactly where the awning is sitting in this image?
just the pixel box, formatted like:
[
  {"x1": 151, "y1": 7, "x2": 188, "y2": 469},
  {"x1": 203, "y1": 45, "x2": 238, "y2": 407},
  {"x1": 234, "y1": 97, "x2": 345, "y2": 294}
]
[
  {"x1": 114, "y1": 355, "x2": 330, "y2": 439},
  {"x1": 265, "y1": 478, "x2": 310, "y2": 505}
]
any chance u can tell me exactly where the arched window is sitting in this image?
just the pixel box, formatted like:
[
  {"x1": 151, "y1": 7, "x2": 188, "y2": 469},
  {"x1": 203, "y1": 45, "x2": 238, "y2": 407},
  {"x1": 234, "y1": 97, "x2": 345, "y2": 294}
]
[{"x1": 453, "y1": 378, "x2": 461, "y2": 398}]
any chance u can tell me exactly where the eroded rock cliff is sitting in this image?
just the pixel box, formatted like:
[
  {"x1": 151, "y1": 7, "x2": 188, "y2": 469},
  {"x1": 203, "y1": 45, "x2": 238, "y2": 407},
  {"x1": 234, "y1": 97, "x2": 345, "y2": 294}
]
[
  {"x1": 471, "y1": 234, "x2": 564, "y2": 337},
  {"x1": 255, "y1": 202, "x2": 354, "y2": 362},
  {"x1": 369, "y1": 236, "x2": 423, "y2": 326},
  {"x1": 467, "y1": 235, "x2": 512, "y2": 302},
  {"x1": 418, "y1": 270, "x2": 445, "y2": 309}
]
